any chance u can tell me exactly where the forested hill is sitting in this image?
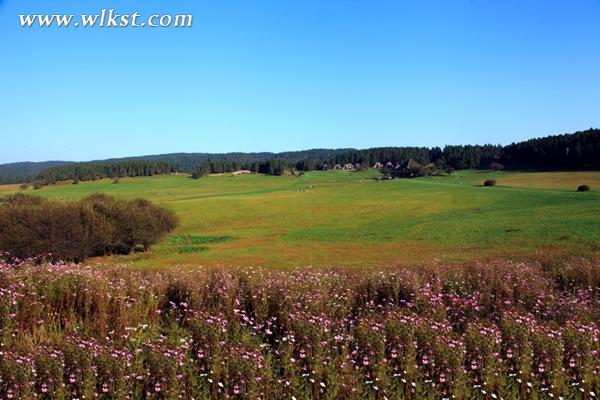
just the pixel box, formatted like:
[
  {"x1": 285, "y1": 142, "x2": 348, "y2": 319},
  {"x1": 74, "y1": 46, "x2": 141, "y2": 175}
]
[
  {"x1": 0, "y1": 161, "x2": 70, "y2": 184},
  {"x1": 0, "y1": 149, "x2": 354, "y2": 184},
  {"x1": 110, "y1": 148, "x2": 355, "y2": 171},
  {"x1": 1, "y1": 128, "x2": 598, "y2": 184}
]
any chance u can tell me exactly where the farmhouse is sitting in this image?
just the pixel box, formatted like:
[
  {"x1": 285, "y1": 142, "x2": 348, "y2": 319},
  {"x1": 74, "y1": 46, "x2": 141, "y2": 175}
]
[
  {"x1": 372, "y1": 162, "x2": 383, "y2": 168},
  {"x1": 405, "y1": 159, "x2": 420, "y2": 170},
  {"x1": 333, "y1": 164, "x2": 342, "y2": 170},
  {"x1": 343, "y1": 163, "x2": 354, "y2": 170}
]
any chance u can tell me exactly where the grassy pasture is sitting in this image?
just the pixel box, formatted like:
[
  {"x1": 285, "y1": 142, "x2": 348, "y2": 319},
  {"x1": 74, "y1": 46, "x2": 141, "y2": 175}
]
[{"x1": 1, "y1": 169, "x2": 599, "y2": 267}]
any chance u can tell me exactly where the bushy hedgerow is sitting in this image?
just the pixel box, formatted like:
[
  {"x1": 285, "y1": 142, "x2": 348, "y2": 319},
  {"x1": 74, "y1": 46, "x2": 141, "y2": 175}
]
[{"x1": 0, "y1": 193, "x2": 177, "y2": 262}]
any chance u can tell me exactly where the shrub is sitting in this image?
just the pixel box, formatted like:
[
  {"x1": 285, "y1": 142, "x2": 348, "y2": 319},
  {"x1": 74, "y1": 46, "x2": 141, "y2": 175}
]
[
  {"x1": 19, "y1": 183, "x2": 29, "y2": 190},
  {"x1": 190, "y1": 169, "x2": 204, "y2": 179},
  {"x1": 577, "y1": 184, "x2": 590, "y2": 192},
  {"x1": 84, "y1": 194, "x2": 178, "y2": 254},
  {"x1": 0, "y1": 194, "x2": 177, "y2": 262},
  {"x1": 484, "y1": 179, "x2": 496, "y2": 186},
  {"x1": 0, "y1": 198, "x2": 112, "y2": 262}
]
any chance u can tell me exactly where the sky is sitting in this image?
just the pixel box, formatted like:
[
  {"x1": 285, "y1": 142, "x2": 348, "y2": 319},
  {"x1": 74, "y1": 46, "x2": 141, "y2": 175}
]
[{"x1": 0, "y1": 0, "x2": 599, "y2": 163}]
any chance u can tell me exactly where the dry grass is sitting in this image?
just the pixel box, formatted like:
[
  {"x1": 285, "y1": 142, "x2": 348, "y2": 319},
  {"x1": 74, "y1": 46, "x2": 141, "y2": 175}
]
[{"x1": 498, "y1": 171, "x2": 600, "y2": 190}]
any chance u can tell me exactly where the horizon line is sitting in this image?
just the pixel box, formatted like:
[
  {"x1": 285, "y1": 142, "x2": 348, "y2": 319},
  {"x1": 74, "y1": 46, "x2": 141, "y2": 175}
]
[{"x1": 1, "y1": 126, "x2": 597, "y2": 166}]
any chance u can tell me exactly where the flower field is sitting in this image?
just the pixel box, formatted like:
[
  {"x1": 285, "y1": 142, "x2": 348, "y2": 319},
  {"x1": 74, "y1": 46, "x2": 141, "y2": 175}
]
[{"x1": 0, "y1": 258, "x2": 598, "y2": 399}]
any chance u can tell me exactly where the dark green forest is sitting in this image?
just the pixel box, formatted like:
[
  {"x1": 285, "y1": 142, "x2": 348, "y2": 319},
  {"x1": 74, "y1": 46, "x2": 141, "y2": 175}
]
[
  {"x1": 1, "y1": 128, "x2": 598, "y2": 184},
  {"x1": 0, "y1": 161, "x2": 69, "y2": 184}
]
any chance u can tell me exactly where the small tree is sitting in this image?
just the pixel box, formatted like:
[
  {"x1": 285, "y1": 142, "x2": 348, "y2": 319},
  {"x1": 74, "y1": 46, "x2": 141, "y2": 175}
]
[{"x1": 191, "y1": 169, "x2": 204, "y2": 179}]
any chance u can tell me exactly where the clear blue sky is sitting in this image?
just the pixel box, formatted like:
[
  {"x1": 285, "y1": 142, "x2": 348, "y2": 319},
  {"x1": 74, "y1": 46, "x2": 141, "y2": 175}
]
[{"x1": 1, "y1": 0, "x2": 599, "y2": 163}]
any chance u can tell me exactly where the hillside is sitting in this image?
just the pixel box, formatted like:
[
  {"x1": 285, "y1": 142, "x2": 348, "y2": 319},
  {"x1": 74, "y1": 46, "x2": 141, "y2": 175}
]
[
  {"x1": 2, "y1": 169, "x2": 598, "y2": 267},
  {"x1": 0, "y1": 161, "x2": 69, "y2": 184}
]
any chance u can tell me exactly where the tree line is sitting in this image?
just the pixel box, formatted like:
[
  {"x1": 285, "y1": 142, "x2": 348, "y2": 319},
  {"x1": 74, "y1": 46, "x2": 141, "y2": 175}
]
[
  {"x1": 33, "y1": 160, "x2": 176, "y2": 186},
  {"x1": 191, "y1": 159, "x2": 290, "y2": 177},
  {"x1": 502, "y1": 129, "x2": 600, "y2": 169},
  {"x1": 1, "y1": 128, "x2": 598, "y2": 184}
]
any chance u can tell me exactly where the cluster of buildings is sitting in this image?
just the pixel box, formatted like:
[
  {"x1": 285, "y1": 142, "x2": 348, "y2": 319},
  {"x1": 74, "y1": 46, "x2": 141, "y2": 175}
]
[{"x1": 327, "y1": 160, "x2": 418, "y2": 171}]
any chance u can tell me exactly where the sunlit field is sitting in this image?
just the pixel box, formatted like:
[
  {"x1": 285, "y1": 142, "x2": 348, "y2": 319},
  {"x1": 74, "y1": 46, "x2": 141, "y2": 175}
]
[
  {"x1": 1, "y1": 169, "x2": 599, "y2": 268},
  {"x1": 496, "y1": 171, "x2": 600, "y2": 190}
]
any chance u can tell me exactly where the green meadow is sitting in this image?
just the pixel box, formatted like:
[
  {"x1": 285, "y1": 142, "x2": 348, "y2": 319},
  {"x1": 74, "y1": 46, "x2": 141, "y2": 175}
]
[{"x1": 2, "y1": 169, "x2": 600, "y2": 267}]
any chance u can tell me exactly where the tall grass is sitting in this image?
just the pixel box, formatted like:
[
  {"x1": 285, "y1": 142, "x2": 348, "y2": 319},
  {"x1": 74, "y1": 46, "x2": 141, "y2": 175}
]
[{"x1": 0, "y1": 258, "x2": 598, "y2": 399}]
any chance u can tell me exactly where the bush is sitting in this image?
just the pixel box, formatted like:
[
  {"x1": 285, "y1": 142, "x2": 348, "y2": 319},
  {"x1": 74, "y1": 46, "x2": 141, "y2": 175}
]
[
  {"x1": 484, "y1": 179, "x2": 496, "y2": 186},
  {"x1": 190, "y1": 169, "x2": 204, "y2": 179},
  {"x1": 0, "y1": 198, "x2": 111, "y2": 262},
  {"x1": 0, "y1": 194, "x2": 178, "y2": 262},
  {"x1": 84, "y1": 194, "x2": 178, "y2": 254},
  {"x1": 577, "y1": 184, "x2": 590, "y2": 192}
]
